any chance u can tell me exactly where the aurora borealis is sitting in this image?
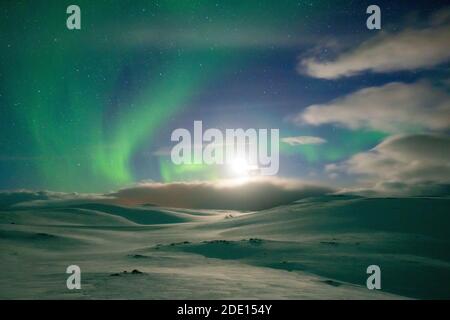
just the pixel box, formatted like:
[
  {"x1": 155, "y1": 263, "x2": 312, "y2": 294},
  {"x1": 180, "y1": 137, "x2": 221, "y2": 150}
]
[
  {"x1": 1, "y1": 0, "x2": 450, "y2": 194},
  {"x1": 3, "y1": 1, "x2": 450, "y2": 303}
]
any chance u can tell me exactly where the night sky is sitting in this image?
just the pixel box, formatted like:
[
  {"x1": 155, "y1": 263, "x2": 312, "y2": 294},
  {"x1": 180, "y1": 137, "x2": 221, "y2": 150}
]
[{"x1": 1, "y1": 0, "x2": 449, "y2": 193}]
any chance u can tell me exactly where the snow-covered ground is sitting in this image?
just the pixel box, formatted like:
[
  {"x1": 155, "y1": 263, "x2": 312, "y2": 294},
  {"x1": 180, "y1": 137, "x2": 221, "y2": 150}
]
[{"x1": 1, "y1": 196, "x2": 449, "y2": 299}]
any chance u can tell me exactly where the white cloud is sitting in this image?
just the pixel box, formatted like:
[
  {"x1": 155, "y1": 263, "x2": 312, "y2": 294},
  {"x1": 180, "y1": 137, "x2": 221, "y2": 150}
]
[
  {"x1": 329, "y1": 134, "x2": 450, "y2": 196},
  {"x1": 152, "y1": 147, "x2": 172, "y2": 157},
  {"x1": 298, "y1": 9, "x2": 450, "y2": 79},
  {"x1": 281, "y1": 136, "x2": 327, "y2": 145},
  {"x1": 294, "y1": 81, "x2": 450, "y2": 133}
]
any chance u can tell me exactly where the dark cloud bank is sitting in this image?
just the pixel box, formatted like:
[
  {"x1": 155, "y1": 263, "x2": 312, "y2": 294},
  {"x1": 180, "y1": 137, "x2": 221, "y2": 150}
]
[{"x1": 0, "y1": 178, "x2": 332, "y2": 211}]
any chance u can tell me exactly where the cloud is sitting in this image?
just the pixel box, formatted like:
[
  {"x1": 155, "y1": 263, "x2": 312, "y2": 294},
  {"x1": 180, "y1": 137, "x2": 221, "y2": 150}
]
[
  {"x1": 108, "y1": 177, "x2": 332, "y2": 211},
  {"x1": 281, "y1": 136, "x2": 327, "y2": 146},
  {"x1": 0, "y1": 190, "x2": 111, "y2": 208},
  {"x1": 152, "y1": 147, "x2": 172, "y2": 157},
  {"x1": 298, "y1": 9, "x2": 450, "y2": 79},
  {"x1": 294, "y1": 81, "x2": 450, "y2": 133},
  {"x1": 328, "y1": 134, "x2": 450, "y2": 196},
  {"x1": 3, "y1": 178, "x2": 333, "y2": 211},
  {"x1": 0, "y1": 190, "x2": 51, "y2": 208}
]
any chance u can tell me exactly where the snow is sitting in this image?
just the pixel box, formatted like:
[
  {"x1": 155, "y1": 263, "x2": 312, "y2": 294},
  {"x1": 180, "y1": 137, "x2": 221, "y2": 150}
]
[{"x1": 1, "y1": 196, "x2": 449, "y2": 299}]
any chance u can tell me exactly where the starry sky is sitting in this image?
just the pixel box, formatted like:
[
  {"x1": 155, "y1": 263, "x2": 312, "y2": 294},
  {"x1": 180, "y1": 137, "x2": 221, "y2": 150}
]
[{"x1": 1, "y1": 0, "x2": 450, "y2": 193}]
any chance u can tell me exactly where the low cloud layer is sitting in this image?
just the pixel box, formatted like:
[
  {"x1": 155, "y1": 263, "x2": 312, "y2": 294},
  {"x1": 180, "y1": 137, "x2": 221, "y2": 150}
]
[
  {"x1": 2, "y1": 177, "x2": 332, "y2": 211},
  {"x1": 294, "y1": 81, "x2": 450, "y2": 133},
  {"x1": 281, "y1": 136, "x2": 327, "y2": 146},
  {"x1": 298, "y1": 8, "x2": 450, "y2": 79},
  {"x1": 108, "y1": 178, "x2": 332, "y2": 210},
  {"x1": 328, "y1": 134, "x2": 450, "y2": 196}
]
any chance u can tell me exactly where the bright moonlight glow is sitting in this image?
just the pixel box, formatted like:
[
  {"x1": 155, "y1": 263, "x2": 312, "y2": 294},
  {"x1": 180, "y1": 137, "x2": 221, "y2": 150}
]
[{"x1": 228, "y1": 158, "x2": 259, "y2": 177}]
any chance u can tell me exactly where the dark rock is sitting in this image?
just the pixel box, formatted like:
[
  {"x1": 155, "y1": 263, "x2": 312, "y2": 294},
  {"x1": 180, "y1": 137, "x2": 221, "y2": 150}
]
[
  {"x1": 131, "y1": 269, "x2": 143, "y2": 274},
  {"x1": 322, "y1": 279, "x2": 342, "y2": 287}
]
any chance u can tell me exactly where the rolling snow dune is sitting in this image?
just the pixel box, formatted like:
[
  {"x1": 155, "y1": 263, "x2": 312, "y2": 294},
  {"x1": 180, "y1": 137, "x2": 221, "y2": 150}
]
[{"x1": 1, "y1": 196, "x2": 449, "y2": 299}]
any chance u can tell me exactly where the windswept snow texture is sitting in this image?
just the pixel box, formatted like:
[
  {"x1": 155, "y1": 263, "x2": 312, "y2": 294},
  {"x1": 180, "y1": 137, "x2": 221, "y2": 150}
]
[{"x1": 1, "y1": 196, "x2": 449, "y2": 299}]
